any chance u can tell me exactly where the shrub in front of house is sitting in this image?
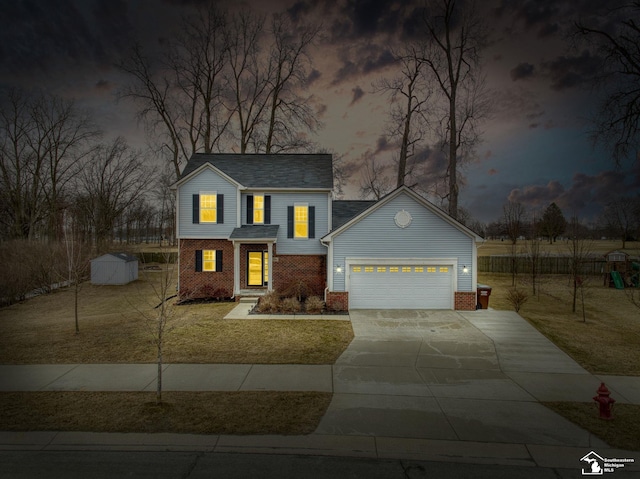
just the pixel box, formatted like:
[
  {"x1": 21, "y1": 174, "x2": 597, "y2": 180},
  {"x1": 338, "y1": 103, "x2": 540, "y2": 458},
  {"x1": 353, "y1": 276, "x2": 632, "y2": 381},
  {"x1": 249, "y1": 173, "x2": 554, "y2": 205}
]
[
  {"x1": 305, "y1": 296, "x2": 325, "y2": 314},
  {"x1": 280, "y1": 280, "x2": 311, "y2": 302},
  {"x1": 281, "y1": 297, "x2": 302, "y2": 313},
  {"x1": 256, "y1": 290, "x2": 281, "y2": 313}
]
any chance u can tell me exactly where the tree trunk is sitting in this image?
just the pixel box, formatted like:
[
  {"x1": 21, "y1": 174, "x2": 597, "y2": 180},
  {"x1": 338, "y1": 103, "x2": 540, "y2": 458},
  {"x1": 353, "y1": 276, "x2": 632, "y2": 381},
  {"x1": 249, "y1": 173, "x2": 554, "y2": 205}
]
[{"x1": 448, "y1": 96, "x2": 458, "y2": 219}]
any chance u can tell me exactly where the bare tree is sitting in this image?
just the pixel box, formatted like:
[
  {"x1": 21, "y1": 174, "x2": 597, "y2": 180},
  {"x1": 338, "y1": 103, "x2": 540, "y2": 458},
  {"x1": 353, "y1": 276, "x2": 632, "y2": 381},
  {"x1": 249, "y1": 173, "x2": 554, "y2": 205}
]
[
  {"x1": 78, "y1": 137, "x2": 150, "y2": 250},
  {"x1": 602, "y1": 196, "x2": 640, "y2": 249},
  {"x1": 524, "y1": 212, "x2": 543, "y2": 296},
  {"x1": 420, "y1": 0, "x2": 490, "y2": 219},
  {"x1": 0, "y1": 89, "x2": 98, "y2": 241},
  {"x1": 375, "y1": 45, "x2": 432, "y2": 187},
  {"x1": 503, "y1": 200, "x2": 527, "y2": 285},
  {"x1": 359, "y1": 156, "x2": 393, "y2": 200},
  {"x1": 263, "y1": 14, "x2": 321, "y2": 153},
  {"x1": 567, "y1": 215, "x2": 594, "y2": 319},
  {"x1": 576, "y1": 1, "x2": 640, "y2": 164},
  {"x1": 61, "y1": 211, "x2": 90, "y2": 334}
]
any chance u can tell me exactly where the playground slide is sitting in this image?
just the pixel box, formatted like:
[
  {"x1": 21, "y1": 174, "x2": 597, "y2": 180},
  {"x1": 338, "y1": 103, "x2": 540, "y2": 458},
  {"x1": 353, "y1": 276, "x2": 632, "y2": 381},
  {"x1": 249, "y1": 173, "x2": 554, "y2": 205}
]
[{"x1": 611, "y1": 271, "x2": 624, "y2": 289}]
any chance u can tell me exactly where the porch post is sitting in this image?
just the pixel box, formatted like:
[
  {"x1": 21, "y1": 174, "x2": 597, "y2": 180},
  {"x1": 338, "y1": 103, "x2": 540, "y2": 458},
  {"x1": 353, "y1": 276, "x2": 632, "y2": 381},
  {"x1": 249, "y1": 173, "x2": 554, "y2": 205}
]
[
  {"x1": 234, "y1": 241, "x2": 240, "y2": 295},
  {"x1": 267, "y1": 242, "x2": 273, "y2": 292}
]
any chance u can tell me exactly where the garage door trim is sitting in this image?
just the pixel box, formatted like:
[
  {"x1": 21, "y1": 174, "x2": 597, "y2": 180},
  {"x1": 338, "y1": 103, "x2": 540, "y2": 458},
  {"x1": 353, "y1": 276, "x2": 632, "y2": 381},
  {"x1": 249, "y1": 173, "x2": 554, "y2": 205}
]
[{"x1": 345, "y1": 257, "x2": 457, "y2": 309}]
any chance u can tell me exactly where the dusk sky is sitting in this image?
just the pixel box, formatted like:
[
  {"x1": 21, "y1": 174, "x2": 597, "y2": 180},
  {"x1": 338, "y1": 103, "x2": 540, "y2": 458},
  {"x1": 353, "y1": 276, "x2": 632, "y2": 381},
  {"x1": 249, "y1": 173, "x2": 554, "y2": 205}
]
[{"x1": 1, "y1": 0, "x2": 638, "y2": 224}]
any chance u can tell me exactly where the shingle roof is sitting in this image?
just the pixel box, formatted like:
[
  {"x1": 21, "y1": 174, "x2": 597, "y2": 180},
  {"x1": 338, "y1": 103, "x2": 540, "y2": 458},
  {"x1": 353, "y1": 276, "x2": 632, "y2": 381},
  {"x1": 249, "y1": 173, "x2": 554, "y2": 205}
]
[
  {"x1": 229, "y1": 225, "x2": 280, "y2": 240},
  {"x1": 180, "y1": 153, "x2": 333, "y2": 189},
  {"x1": 332, "y1": 200, "x2": 377, "y2": 230}
]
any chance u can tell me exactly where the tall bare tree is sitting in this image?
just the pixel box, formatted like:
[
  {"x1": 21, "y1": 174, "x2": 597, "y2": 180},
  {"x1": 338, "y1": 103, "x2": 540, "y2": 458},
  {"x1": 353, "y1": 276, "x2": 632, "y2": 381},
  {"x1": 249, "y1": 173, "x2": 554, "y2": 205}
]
[
  {"x1": 503, "y1": 200, "x2": 527, "y2": 285},
  {"x1": 376, "y1": 45, "x2": 432, "y2": 188},
  {"x1": 263, "y1": 14, "x2": 321, "y2": 153},
  {"x1": 576, "y1": 1, "x2": 640, "y2": 163},
  {"x1": 78, "y1": 137, "x2": 150, "y2": 250},
  {"x1": 602, "y1": 196, "x2": 640, "y2": 248},
  {"x1": 0, "y1": 89, "x2": 98, "y2": 240},
  {"x1": 360, "y1": 156, "x2": 393, "y2": 200},
  {"x1": 420, "y1": 0, "x2": 489, "y2": 218}
]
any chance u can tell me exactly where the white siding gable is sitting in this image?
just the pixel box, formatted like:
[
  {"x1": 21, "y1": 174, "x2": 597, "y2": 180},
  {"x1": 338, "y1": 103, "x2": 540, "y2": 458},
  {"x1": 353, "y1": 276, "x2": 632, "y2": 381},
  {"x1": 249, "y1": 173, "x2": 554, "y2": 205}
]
[
  {"x1": 330, "y1": 191, "x2": 475, "y2": 292},
  {"x1": 178, "y1": 167, "x2": 238, "y2": 238}
]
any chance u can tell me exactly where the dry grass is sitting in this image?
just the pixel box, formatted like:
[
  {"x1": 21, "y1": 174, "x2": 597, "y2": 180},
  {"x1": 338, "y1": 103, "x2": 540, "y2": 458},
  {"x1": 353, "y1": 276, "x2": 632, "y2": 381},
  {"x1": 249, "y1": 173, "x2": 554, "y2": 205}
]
[
  {"x1": 0, "y1": 391, "x2": 331, "y2": 435},
  {"x1": 0, "y1": 267, "x2": 354, "y2": 365},
  {"x1": 543, "y1": 402, "x2": 640, "y2": 451},
  {"x1": 478, "y1": 239, "x2": 640, "y2": 257},
  {"x1": 478, "y1": 273, "x2": 640, "y2": 375}
]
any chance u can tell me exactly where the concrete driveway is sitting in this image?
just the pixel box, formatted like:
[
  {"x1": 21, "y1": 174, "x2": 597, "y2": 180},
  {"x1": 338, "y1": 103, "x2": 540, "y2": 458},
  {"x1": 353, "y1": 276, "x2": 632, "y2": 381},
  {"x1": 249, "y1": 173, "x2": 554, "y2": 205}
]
[{"x1": 315, "y1": 309, "x2": 619, "y2": 447}]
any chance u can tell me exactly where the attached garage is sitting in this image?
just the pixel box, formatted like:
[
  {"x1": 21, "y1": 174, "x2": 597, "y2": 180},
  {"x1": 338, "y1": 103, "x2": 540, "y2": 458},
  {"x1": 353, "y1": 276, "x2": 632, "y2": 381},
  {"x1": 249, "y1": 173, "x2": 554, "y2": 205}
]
[
  {"x1": 322, "y1": 186, "x2": 483, "y2": 311},
  {"x1": 347, "y1": 261, "x2": 454, "y2": 309}
]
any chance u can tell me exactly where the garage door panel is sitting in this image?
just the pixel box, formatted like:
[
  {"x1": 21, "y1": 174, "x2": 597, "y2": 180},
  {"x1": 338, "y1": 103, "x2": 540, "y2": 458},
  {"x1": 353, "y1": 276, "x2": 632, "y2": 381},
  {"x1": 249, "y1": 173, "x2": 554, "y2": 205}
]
[{"x1": 348, "y1": 263, "x2": 452, "y2": 309}]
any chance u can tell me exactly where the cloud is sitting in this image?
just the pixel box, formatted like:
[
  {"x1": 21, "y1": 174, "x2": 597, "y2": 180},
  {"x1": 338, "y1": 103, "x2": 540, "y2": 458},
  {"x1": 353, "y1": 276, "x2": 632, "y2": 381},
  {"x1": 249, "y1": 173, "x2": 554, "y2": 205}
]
[
  {"x1": 542, "y1": 50, "x2": 602, "y2": 91},
  {"x1": 350, "y1": 86, "x2": 365, "y2": 105},
  {"x1": 506, "y1": 165, "x2": 640, "y2": 217},
  {"x1": 95, "y1": 79, "x2": 113, "y2": 91},
  {"x1": 488, "y1": 168, "x2": 498, "y2": 175},
  {"x1": 331, "y1": 44, "x2": 396, "y2": 85},
  {"x1": 510, "y1": 62, "x2": 535, "y2": 81},
  {"x1": 307, "y1": 68, "x2": 321, "y2": 85}
]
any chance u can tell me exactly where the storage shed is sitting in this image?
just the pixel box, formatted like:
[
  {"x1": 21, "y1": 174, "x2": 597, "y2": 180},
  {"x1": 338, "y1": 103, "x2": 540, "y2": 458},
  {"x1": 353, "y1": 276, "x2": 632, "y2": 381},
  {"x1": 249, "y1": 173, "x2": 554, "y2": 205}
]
[{"x1": 91, "y1": 253, "x2": 138, "y2": 285}]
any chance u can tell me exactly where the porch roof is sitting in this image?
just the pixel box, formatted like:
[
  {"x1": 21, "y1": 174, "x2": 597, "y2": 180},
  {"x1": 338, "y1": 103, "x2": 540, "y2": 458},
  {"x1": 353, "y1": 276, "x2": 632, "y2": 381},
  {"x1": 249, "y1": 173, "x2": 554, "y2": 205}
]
[{"x1": 229, "y1": 225, "x2": 279, "y2": 241}]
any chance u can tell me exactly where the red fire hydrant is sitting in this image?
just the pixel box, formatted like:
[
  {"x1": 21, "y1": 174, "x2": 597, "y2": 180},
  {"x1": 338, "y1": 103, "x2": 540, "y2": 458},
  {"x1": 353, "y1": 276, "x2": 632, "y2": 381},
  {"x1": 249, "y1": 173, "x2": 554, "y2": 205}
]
[{"x1": 593, "y1": 382, "x2": 615, "y2": 420}]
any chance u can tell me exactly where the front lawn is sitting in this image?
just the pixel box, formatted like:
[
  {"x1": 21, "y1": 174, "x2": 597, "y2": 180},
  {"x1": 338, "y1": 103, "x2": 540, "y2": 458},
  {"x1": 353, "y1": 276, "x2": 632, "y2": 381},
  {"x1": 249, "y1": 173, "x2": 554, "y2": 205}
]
[{"x1": 0, "y1": 267, "x2": 354, "y2": 365}]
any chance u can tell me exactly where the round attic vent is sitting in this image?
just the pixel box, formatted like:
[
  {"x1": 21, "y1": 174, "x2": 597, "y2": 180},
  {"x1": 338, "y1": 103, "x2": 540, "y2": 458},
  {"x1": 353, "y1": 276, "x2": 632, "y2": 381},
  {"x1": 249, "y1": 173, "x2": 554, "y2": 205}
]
[{"x1": 394, "y1": 209, "x2": 412, "y2": 228}]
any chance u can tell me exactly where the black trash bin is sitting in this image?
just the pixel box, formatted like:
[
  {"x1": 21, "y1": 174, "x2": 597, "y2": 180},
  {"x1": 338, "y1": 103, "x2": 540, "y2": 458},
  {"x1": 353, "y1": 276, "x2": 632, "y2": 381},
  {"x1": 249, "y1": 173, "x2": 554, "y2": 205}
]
[{"x1": 476, "y1": 284, "x2": 492, "y2": 309}]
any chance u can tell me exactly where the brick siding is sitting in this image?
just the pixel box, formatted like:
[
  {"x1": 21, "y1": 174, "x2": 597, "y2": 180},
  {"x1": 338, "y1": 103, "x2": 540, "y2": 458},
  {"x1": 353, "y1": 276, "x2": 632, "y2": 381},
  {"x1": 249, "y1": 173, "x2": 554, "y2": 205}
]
[
  {"x1": 454, "y1": 291, "x2": 477, "y2": 311},
  {"x1": 326, "y1": 291, "x2": 348, "y2": 311},
  {"x1": 179, "y1": 239, "x2": 234, "y2": 300},
  {"x1": 273, "y1": 252, "x2": 326, "y2": 297}
]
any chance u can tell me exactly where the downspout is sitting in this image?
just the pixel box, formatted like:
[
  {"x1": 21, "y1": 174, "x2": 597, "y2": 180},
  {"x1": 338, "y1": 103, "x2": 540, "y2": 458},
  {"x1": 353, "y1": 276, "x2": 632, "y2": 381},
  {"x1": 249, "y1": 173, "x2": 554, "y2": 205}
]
[{"x1": 320, "y1": 237, "x2": 330, "y2": 303}]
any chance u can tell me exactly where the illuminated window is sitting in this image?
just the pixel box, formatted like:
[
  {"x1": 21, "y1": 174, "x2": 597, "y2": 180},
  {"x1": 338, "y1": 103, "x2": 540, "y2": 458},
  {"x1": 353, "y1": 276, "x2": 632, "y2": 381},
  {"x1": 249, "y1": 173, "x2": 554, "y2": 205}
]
[
  {"x1": 253, "y1": 195, "x2": 264, "y2": 224},
  {"x1": 294, "y1": 205, "x2": 308, "y2": 238},
  {"x1": 415, "y1": 267, "x2": 424, "y2": 273},
  {"x1": 365, "y1": 266, "x2": 374, "y2": 273},
  {"x1": 390, "y1": 267, "x2": 399, "y2": 273},
  {"x1": 402, "y1": 266, "x2": 411, "y2": 273},
  {"x1": 427, "y1": 267, "x2": 436, "y2": 273},
  {"x1": 377, "y1": 266, "x2": 386, "y2": 272},
  {"x1": 440, "y1": 267, "x2": 449, "y2": 273},
  {"x1": 352, "y1": 266, "x2": 362, "y2": 273},
  {"x1": 203, "y1": 250, "x2": 216, "y2": 271},
  {"x1": 200, "y1": 194, "x2": 217, "y2": 223}
]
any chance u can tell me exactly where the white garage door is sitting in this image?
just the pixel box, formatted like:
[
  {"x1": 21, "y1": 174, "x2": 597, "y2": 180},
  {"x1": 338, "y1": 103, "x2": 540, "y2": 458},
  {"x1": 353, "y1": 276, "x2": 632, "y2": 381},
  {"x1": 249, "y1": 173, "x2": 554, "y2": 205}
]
[{"x1": 348, "y1": 264, "x2": 453, "y2": 309}]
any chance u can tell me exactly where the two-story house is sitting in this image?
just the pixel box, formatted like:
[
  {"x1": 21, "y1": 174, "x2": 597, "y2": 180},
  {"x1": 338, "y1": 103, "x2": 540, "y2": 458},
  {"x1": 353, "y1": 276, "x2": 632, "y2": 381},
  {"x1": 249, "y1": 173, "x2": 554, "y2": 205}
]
[{"x1": 175, "y1": 153, "x2": 483, "y2": 310}]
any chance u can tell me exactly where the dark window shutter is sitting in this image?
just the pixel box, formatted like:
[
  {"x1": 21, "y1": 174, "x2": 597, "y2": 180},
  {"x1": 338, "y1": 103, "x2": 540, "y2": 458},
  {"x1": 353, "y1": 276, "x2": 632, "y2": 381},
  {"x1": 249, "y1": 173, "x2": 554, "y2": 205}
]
[
  {"x1": 264, "y1": 195, "x2": 271, "y2": 224},
  {"x1": 215, "y1": 250, "x2": 223, "y2": 272},
  {"x1": 309, "y1": 206, "x2": 315, "y2": 238},
  {"x1": 247, "y1": 195, "x2": 253, "y2": 224},
  {"x1": 195, "y1": 250, "x2": 203, "y2": 272},
  {"x1": 192, "y1": 194, "x2": 200, "y2": 224},
  {"x1": 287, "y1": 206, "x2": 294, "y2": 238},
  {"x1": 217, "y1": 194, "x2": 224, "y2": 224}
]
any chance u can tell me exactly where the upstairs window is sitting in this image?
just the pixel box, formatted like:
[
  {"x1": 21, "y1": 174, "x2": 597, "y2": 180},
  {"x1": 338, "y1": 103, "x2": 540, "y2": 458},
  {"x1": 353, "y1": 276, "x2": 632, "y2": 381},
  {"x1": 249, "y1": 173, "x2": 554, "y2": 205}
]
[
  {"x1": 192, "y1": 193, "x2": 223, "y2": 224},
  {"x1": 287, "y1": 204, "x2": 315, "y2": 239},
  {"x1": 200, "y1": 194, "x2": 217, "y2": 223},
  {"x1": 246, "y1": 194, "x2": 270, "y2": 224},
  {"x1": 294, "y1": 205, "x2": 308, "y2": 238}
]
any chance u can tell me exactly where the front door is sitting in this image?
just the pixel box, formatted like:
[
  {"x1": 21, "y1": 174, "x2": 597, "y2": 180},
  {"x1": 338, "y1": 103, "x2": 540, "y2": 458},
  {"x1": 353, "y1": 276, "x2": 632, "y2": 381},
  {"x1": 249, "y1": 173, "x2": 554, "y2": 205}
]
[{"x1": 247, "y1": 251, "x2": 269, "y2": 287}]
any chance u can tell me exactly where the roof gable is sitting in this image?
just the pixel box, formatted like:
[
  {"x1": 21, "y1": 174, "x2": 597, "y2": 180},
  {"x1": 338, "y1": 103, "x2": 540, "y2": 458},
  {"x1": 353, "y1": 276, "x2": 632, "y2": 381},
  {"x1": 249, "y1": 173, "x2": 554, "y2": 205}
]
[
  {"x1": 323, "y1": 186, "x2": 483, "y2": 242},
  {"x1": 179, "y1": 153, "x2": 333, "y2": 190}
]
